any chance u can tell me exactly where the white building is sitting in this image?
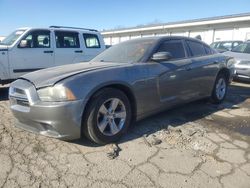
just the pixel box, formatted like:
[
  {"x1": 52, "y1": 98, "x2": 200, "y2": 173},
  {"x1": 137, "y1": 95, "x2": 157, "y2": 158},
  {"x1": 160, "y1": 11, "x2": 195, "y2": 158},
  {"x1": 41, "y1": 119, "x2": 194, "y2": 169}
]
[
  {"x1": 101, "y1": 13, "x2": 250, "y2": 45},
  {"x1": 0, "y1": 36, "x2": 5, "y2": 41}
]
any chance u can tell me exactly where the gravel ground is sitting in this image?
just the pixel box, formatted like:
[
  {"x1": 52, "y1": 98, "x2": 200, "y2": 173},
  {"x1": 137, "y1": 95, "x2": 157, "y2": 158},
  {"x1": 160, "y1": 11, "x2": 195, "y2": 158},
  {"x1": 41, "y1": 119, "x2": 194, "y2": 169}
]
[{"x1": 0, "y1": 82, "x2": 250, "y2": 188}]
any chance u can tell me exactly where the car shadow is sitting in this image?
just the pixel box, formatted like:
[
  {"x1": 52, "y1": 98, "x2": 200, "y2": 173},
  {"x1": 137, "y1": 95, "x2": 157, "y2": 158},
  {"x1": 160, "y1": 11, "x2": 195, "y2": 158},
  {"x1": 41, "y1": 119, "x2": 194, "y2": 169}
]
[
  {"x1": 72, "y1": 82, "x2": 250, "y2": 147},
  {"x1": 0, "y1": 87, "x2": 9, "y2": 101}
]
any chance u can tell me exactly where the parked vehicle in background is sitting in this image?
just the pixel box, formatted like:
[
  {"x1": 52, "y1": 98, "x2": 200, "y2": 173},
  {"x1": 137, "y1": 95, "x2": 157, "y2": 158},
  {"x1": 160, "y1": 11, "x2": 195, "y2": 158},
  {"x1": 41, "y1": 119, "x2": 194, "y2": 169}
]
[
  {"x1": 210, "y1": 40, "x2": 243, "y2": 53},
  {"x1": 0, "y1": 26, "x2": 105, "y2": 85},
  {"x1": 9, "y1": 36, "x2": 234, "y2": 144},
  {"x1": 224, "y1": 41, "x2": 250, "y2": 82}
]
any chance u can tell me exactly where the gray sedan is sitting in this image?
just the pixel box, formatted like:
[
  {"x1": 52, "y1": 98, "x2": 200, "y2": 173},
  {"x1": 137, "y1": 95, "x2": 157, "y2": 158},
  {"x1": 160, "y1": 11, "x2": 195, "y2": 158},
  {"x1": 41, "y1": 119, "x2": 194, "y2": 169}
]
[
  {"x1": 224, "y1": 41, "x2": 250, "y2": 82},
  {"x1": 9, "y1": 36, "x2": 234, "y2": 144}
]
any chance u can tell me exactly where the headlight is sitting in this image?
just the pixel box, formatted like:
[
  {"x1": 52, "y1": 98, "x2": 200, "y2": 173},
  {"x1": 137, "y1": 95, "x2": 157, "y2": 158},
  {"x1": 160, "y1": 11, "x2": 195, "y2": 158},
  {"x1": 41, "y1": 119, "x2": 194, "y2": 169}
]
[
  {"x1": 37, "y1": 85, "x2": 76, "y2": 102},
  {"x1": 227, "y1": 58, "x2": 236, "y2": 68}
]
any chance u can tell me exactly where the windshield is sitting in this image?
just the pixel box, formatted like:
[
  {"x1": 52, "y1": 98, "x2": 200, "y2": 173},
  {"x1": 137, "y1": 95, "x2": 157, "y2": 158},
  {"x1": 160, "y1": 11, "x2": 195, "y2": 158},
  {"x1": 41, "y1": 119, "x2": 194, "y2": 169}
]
[
  {"x1": 91, "y1": 39, "x2": 156, "y2": 63},
  {"x1": 0, "y1": 30, "x2": 26, "y2": 46},
  {"x1": 232, "y1": 43, "x2": 250, "y2": 54},
  {"x1": 210, "y1": 42, "x2": 218, "y2": 48}
]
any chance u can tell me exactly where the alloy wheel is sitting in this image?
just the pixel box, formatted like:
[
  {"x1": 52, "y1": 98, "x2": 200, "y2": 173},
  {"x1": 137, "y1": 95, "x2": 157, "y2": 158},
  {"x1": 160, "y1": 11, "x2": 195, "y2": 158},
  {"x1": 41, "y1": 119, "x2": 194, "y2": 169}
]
[
  {"x1": 215, "y1": 78, "x2": 226, "y2": 100},
  {"x1": 97, "y1": 98, "x2": 127, "y2": 136}
]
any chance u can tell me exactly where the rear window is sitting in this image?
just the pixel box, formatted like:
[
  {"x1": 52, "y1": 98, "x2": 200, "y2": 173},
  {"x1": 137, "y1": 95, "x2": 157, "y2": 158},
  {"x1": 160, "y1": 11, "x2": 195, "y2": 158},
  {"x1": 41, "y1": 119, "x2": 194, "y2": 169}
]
[
  {"x1": 55, "y1": 31, "x2": 80, "y2": 48},
  {"x1": 186, "y1": 40, "x2": 206, "y2": 57},
  {"x1": 83, "y1": 34, "x2": 100, "y2": 48}
]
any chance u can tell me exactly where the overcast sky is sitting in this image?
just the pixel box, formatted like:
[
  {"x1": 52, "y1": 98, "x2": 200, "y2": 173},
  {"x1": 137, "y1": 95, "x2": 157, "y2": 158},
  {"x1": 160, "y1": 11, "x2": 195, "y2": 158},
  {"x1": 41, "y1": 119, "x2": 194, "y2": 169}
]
[{"x1": 0, "y1": 0, "x2": 250, "y2": 35}]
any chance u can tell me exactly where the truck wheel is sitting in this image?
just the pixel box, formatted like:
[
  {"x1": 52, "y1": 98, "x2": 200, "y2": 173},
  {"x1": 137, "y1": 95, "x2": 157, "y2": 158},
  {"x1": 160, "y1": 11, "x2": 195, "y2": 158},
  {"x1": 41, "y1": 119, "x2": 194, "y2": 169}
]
[{"x1": 83, "y1": 88, "x2": 132, "y2": 145}]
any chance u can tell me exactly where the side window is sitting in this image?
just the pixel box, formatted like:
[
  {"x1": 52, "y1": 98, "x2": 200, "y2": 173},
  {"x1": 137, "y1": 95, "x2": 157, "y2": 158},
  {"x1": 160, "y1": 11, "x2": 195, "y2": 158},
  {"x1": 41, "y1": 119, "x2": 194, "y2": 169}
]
[
  {"x1": 157, "y1": 40, "x2": 186, "y2": 60},
  {"x1": 55, "y1": 31, "x2": 80, "y2": 48},
  {"x1": 19, "y1": 30, "x2": 50, "y2": 48},
  {"x1": 83, "y1": 34, "x2": 100, "y2": 48},
  {"x1": 186, "y1": 40, "x2": 206, "y2": 57}
]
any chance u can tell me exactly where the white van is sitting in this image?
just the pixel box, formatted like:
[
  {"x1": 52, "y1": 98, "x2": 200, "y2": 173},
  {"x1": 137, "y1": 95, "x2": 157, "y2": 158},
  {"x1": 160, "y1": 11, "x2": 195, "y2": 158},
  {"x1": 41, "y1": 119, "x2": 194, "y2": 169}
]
[{"x1": 0, "y1": 26, "x2": 106, "y2": 84}]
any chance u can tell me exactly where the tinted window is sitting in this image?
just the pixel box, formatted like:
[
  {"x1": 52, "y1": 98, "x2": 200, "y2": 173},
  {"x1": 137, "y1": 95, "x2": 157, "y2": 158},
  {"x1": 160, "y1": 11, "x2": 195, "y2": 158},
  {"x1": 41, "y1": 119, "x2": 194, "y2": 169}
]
[
  {"x1": 186, "y1": 40, "x2": 206, "y2": 57},
  {"x1": 157, "y1": 40, "x2": 185, "y2": 59},
  {"x1": 20, "y1": 30, "x2": 50, "y2": 48},
  {"x1": 55, "y1": 31, "x2": 80, "y2": 48},
  {"x1": 83, "y1": 34, "x2": 100, "y2": 48}
]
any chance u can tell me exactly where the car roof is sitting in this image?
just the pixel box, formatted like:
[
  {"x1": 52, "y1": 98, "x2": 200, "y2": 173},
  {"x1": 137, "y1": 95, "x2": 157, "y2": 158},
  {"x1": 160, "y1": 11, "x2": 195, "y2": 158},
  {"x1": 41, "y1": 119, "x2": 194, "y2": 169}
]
[
  {"x1": 16, "y1": 26, "x2": 99, "y2": 33},
  {"x1": 126, "y1": 36, "x2": 209, "y2": 46}
]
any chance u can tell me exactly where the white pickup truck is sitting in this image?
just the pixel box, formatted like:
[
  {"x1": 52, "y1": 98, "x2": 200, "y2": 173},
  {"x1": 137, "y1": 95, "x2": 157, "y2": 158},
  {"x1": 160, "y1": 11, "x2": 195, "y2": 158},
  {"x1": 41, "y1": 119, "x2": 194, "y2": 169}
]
[{"x1": 0, "y1": 26, "x2": 106, "y2": 85}]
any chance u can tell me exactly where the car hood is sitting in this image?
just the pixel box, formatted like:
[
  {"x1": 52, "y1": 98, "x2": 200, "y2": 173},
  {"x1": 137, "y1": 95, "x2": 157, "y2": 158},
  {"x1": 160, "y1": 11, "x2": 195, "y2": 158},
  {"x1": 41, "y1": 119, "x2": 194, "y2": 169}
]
[
  {"x1": 22, "y1": 62, "x2": 125, "y2": 88},
  {"x1": 223, "y1": 51, "x2": 250, "y2": 61}
]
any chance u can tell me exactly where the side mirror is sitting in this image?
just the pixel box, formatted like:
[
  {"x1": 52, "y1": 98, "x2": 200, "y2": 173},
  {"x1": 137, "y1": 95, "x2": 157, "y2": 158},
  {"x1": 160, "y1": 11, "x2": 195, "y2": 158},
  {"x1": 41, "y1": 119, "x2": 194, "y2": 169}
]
[
  {"x1": 19, "y1": 40, "x2": 28, "y2": 48},
  {"x1": 151, "y1": 52, "x2": 172, "y2": 62}
]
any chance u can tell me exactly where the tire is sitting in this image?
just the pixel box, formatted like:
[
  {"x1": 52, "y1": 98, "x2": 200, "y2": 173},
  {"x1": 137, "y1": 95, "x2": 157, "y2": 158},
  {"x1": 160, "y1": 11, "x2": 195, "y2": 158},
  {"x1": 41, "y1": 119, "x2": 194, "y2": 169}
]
[
  {"x1": 210, "y1": 73, "x2": 228, "y2": 104},
  {"x1": 82, "y1": 88, "x2": 132, "y2": 145}
]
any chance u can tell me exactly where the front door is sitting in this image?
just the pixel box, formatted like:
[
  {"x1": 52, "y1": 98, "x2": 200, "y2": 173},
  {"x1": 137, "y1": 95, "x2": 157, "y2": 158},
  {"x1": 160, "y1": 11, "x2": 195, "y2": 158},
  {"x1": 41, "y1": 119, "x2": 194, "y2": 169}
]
[
  {"x1": 8, "y1": 29, "x2": 54, "y2": 79},
  {"x1": 154, "y1": 39, "x2": 195, "y2": 105}
]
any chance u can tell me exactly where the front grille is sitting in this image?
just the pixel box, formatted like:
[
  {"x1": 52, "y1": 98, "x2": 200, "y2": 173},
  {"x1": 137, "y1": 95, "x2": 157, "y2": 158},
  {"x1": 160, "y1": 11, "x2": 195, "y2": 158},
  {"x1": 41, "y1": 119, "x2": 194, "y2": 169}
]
[
  {"x1": 14, "y1": 88, "x2": 26, "y2": 95},
  {"x1": 16, "y1": 99, "x2": 29, "y2": 107}
]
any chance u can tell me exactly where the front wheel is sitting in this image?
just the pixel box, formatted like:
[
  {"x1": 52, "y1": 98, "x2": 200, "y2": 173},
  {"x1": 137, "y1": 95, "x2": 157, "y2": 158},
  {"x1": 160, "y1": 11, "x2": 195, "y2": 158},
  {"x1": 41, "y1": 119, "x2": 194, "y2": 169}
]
[
  {"x1": 83, "y1": 88, "x2": 132, "y2": 145},
  {"x1": 210, "y1": 73, "x2": 228, "y2": 104}
]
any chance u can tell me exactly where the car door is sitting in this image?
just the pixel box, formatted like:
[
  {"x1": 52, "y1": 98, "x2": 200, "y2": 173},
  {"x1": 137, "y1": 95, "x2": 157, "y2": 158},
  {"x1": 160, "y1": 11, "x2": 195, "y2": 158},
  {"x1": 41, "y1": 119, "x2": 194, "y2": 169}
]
[
  {"x1": 54, "y1": 31, "x2": 83, "y2": 66},
  {"x1": 8, "y1": 29, "x2": 54, "y2": 79},
  {"x1": 150, "y1": 39, "x2": 196, "y2": 105},
  {"x1": 185, "y1": 40, "x2": 218, "y2": 97}
]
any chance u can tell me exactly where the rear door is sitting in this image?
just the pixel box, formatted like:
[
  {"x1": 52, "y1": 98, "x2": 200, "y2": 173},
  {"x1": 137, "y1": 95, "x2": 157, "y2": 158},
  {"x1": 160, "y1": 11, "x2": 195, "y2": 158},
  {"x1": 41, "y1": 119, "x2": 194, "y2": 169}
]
[
  {"x1": 185, "y1": 39, "x2": 218, "y2": 97},
  {"x1": 8, "y1": 29, "x2": 54, "y2": 79},
  {"x1": 54, "y1": 31, "x2": 83, "y2": 66},
  {"x1": 81, "y1": 33, "x2": 104, "y2": 61}
]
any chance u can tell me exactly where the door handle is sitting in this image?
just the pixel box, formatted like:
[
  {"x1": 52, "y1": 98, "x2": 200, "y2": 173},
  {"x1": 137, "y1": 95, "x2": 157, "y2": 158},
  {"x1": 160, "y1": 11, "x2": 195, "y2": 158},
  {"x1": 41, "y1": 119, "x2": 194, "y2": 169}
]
[
  {"x1": 44, "y1": 50, "x2": 53, "y2": 53},
  {"x1": 213, "y1": 60, "x2": 219, "y2": 64},
  {"x1": 75, "y1": 50, "x2": 83, "y2": 53}
]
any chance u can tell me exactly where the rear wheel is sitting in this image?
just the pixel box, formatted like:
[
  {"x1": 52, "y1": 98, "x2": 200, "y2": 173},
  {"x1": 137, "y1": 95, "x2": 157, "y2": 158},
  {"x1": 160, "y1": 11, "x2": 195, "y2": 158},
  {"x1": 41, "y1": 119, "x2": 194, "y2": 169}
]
[
  {"x1": 83, "y1": 88, "x2": 132, "y2": 144},
  {"x1": 211, "y1": 73, "x2": 228, "y2": 104}
]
